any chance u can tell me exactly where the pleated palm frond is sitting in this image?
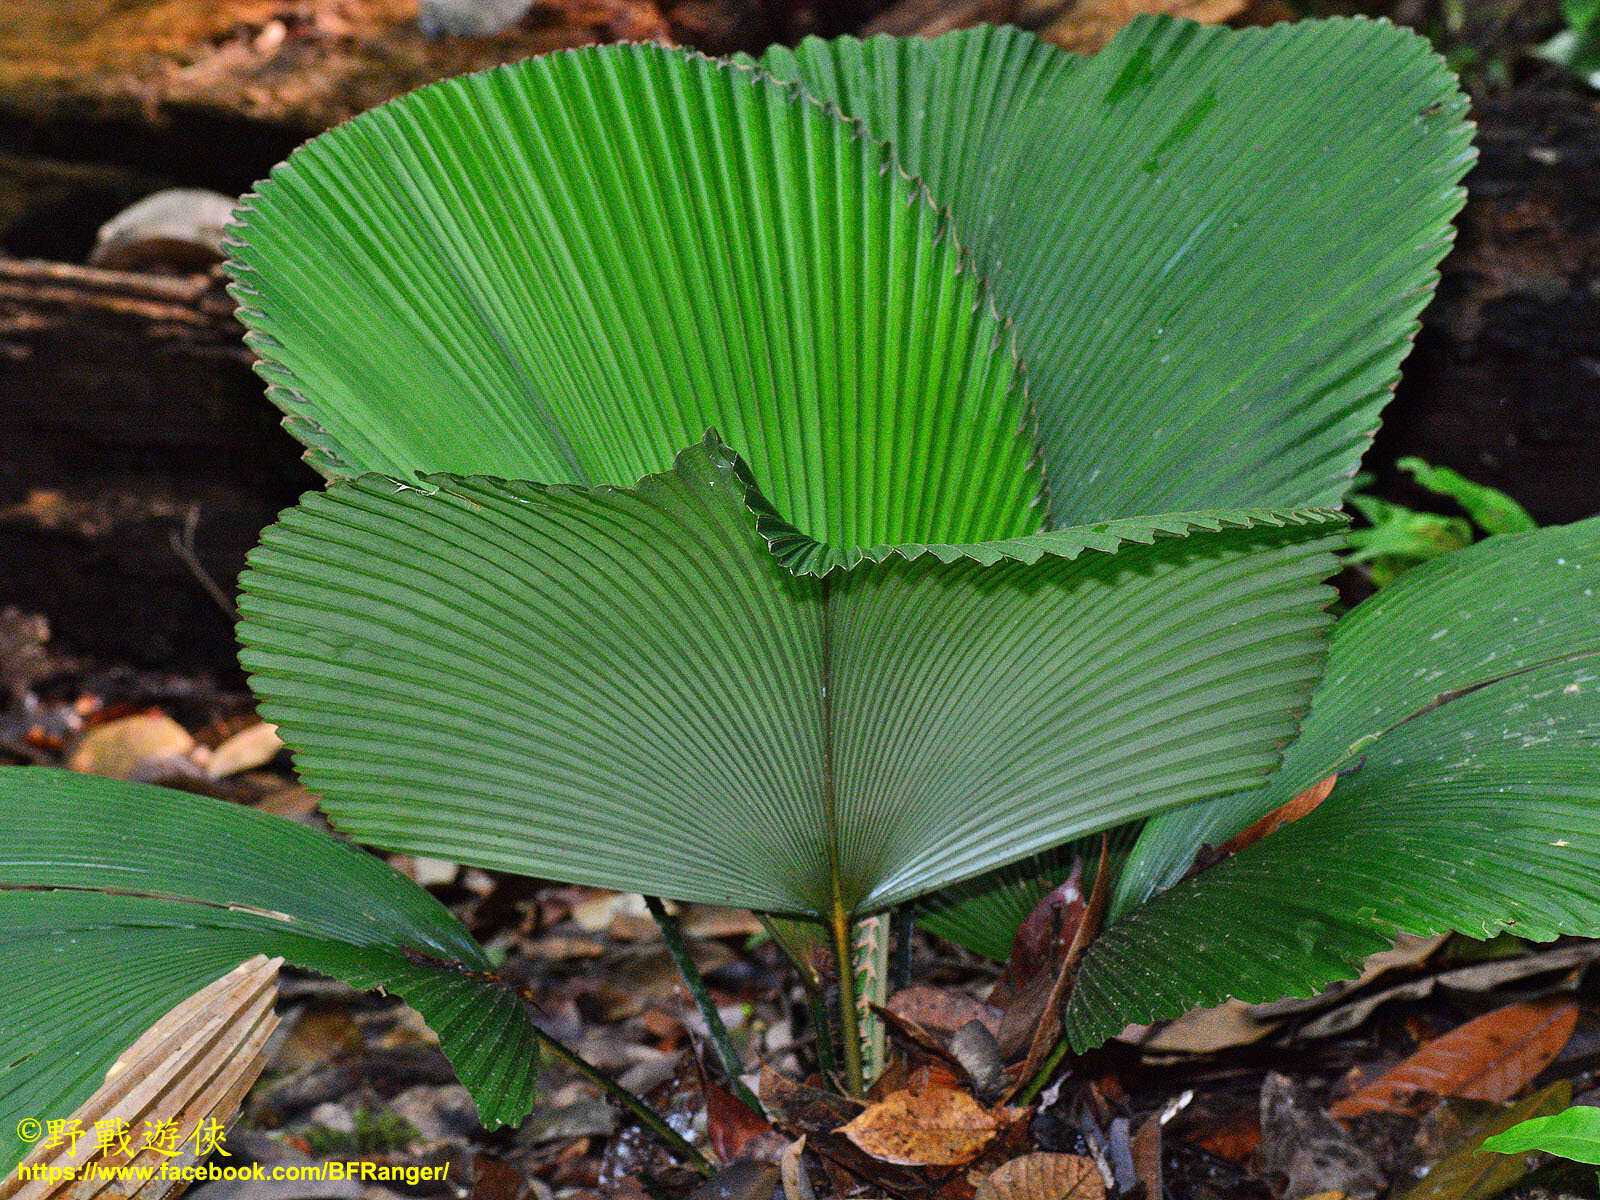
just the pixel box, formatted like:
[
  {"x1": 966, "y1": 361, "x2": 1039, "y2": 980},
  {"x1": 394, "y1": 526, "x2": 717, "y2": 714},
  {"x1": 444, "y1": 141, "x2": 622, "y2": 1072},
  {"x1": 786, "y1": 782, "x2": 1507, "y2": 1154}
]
[
  {"x1": 0, "y1": 770, "x2": 541, "y2": 1174},
  {"x1": 236, "y1": 437, "x2": 1344, "y2": 918},
  {"x1": 757, "y1": 18, "x2": 1474, "y2": 519}
]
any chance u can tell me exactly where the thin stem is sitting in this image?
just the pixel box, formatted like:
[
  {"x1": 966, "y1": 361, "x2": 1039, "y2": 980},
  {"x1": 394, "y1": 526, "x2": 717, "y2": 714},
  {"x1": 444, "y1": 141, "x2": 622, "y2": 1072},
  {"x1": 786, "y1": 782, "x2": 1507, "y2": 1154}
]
[
  {"x1": 809, "y1": 989, "x2": 838, "y2": 1080},
  {"x1": 644, "y1": 895, "x2": 762, "y2": 1114},
  {"x1": 829, "y1": 898, "x2": 865, "y2": 1096},
  {"x1": 890, "y1": 905, "x2": 914, "y2": 992},
  {"x1": 534, "y1": 1025, "x2": 715, "y2": 1177},
  {"x1": 1015, "y1": 1036, "x2": 1070, "y2": 1106}
]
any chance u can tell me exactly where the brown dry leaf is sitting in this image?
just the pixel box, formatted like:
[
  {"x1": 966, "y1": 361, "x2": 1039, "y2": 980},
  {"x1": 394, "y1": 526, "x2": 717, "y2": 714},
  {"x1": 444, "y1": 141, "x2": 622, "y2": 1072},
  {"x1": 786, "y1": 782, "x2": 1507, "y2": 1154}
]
[
  {"x1": 1008, "y1": 838, "x2": 1111, "y2": 1097},
  {"x1": 254, "y1": 783, "x2": 321, "y2": 821},
  {"x1": 68, "y1": 711, "x2": 195, "y2": 780},
  {"x1": 888, "y1": 985, "x2": 1002, "y2": 1040},
  {"x1": 990, "y1": 863, "x2": 1086, "y2": 1015},
  {"x1": 3, "y1": 955, "x2": 280, "y2": 1200},
  {"x1": 838, "y1": 1084, "x2": 1000, "y2": 1167},
  {"x1": 1141, "y1": 997, "x2": 1279, "y2": 1055},
  {"x1": 759, "y1": 1068, "x2": 859, "y2": 1137},
  {"x1": 1185, "y1": 772, "x2": 1341, "y2": 880},
  {"x1": 680, "y1": 906, "x2": 763, "y2": 939},
  {"x1": 1329, "y1": 999, "x2": 1578, "y2": 1119},
  {"x1": 1190, "y1": 1110, "x2": 1261, "y2": 1163},
  {"x1": 204, "y1": 721, "x2": 282, "y2": 778},
  {"x1": 1212, "y1": 772, "x2": 1339, "y2": 859},
  {"x1": 778, "y1": 1137, "x2": 814, "y2": 1200},
  {"x1": 972, "y1": 1153, "x2": 1104, "y2": 1200},
  {"x1": 705, "y1": 1082, "x2": 775, "y2": 1164},
  {"x1": 1033, "y1": 0, "x2": 1247, "y2": 54},
  {"x1": 1394, "y1": 1080, "x2": 1570, "y2": 1200}
]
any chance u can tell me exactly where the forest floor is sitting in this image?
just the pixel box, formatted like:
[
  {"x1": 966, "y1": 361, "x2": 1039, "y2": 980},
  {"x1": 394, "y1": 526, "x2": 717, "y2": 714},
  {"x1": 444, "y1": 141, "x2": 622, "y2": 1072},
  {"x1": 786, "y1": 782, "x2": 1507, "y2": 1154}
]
[{"x1": 1, "y1": 0, "x2": 1599, "y2": 1197}]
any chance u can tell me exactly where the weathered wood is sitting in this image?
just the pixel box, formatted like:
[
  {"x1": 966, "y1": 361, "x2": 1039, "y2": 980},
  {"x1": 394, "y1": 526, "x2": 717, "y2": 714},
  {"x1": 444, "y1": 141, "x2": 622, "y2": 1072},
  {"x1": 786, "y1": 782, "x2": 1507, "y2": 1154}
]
[
  {"x1": 0, "y1": 256, "x2": 315, "y2": 675},
  {"x1": 0, "y1": 0, "x2": 716, "y2": 138}
]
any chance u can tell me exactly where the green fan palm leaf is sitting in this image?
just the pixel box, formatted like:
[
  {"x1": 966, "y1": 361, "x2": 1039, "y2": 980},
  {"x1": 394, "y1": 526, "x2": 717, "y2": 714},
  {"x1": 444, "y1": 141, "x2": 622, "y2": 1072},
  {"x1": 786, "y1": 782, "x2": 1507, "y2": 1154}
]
[
  {"x1": 238, "y1": 437, "x2": 1343, "y2": 918},
  {"x1": 0, "y1": 769, "x2": 541, "y2": 1174},
  {"x1": 227, "y1": 43, "x2": 1041, "y2": 554},
  {"x1": 757, "y1": 17, "x2": 1474, "y2": 519}
]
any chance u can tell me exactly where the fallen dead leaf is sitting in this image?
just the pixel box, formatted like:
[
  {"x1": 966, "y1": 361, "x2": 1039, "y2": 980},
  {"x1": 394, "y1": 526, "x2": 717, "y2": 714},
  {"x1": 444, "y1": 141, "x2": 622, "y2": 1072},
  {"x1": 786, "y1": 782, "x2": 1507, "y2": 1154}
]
[
  {"x1": 68, "y1": 710, "x2": 195, "y2": 780},
  {"x1": 887, "y1": 984, "x2": 1003, "y2": 1040},
  {"x1": 2, "y1": 956, "x2": 280, "y2": 1200},
  {"x1": 779, "y1": 1137, "x2": 814, "y2": 1200},
  {"x1": 838, "y1": 1084, "x2": 1000, "y2": 1167},
  {"x1": 972, "y1": 1152, "x2": 1105, "y2": 1200},
  {"x1": 1329, "y1": 999, "x2": 1578, "y2": 1118},
  {"x1": 1191, "y1": 1109, "x2": 1261, "y2": 1163},
  {"x1": 1141, "y1": 997, "x2": 1279, "y2": 1055},
  {"x1": 1394, "y1": 1080, "x2": 1570, "y2": 1200},
  {"x1": 989, "y1": 863, "x2": 1086, "y2": 1017},
  {"x1": 759, "y1": 1067, "x2": 859, "y2": 1137},
  {"x1": 204, "y1": 720, "x2": 282, "y2": 778},
  {"x1": 1032, "y1": 0, "x2": 1247, "y2": 54},
  {"x1": 1008, "y1": 839, "x2": 1110, "y2": 1099},
  {"x1": 1296, "y1": 938, "x2": 1594, "y2": 1042},
  {"x1": 1186, "y1": 772, "x2": 1341, "y2": 879},
  {"x1": 680, "y1": 906, "x2": 764, "y2": 939},
  {"x1": 705, "y1": 1082, "x2": 775, "y2": 1163}
]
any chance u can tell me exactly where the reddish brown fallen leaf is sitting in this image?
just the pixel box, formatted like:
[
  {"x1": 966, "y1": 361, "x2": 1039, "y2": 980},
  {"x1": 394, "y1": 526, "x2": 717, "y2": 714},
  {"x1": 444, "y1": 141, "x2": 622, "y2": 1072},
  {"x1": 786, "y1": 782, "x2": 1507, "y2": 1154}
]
[
  {"x1": 887, "y1": 984, "x2": 1003, "y2": 1040},
  {"x1": 1190, "y1": 1111, "x2": 1262, "y2": 1163},
  {"x1": 990, "y1": 861, "x2": 1086, "y2": 1015},
  {"x1": 472, "y1": 1153, "x2": 535, "y2": 1200},
  {"x1": 972, "y1": 1152, "x2": 1105, "y2": 1200},
  {"x1": 1186, "y1": 772, "x2": 1342, "y2": 879},
  {"x1": 838, "y1": 1084, "x2": 1000, "y2": 1167},
  {"x1": 706, "y1": 1081, "x2": 776, "y2": 1163},
  {"x1": 1007, "y1": 838, "x2": 1111, "y2": 1099},
  {"x1": 1329, "y1": 998, "x2": 1578, "y2": 1118}
]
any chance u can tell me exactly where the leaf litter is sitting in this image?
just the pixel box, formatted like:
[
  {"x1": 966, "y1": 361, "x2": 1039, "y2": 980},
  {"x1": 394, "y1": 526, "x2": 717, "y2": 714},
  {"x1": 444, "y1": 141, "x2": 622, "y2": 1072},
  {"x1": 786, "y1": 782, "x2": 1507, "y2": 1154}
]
[{"x1": 11, "y1": 613, "x2": 1600, "y2": 1199}]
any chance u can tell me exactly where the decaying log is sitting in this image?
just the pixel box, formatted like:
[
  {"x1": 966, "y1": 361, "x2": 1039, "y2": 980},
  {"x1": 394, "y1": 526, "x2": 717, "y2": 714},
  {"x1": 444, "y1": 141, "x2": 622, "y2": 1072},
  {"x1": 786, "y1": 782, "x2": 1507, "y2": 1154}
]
[
  {"x1": 1375, "y1": 82, "x2": 1600, "y2": 525},
  {"x1": 0, "y1": 256, "x2": 314, "y2": 676}
]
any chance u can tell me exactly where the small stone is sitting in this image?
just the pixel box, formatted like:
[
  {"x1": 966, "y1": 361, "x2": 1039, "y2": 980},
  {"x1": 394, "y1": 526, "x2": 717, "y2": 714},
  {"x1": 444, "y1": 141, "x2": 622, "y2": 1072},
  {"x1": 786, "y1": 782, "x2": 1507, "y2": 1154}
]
[
  {"x1": 417, "y1": 0, "x2": 536, "y2": 37},
  {"x1": 308, "y1": 1101, "x2": 357, "y2": 1136}
]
